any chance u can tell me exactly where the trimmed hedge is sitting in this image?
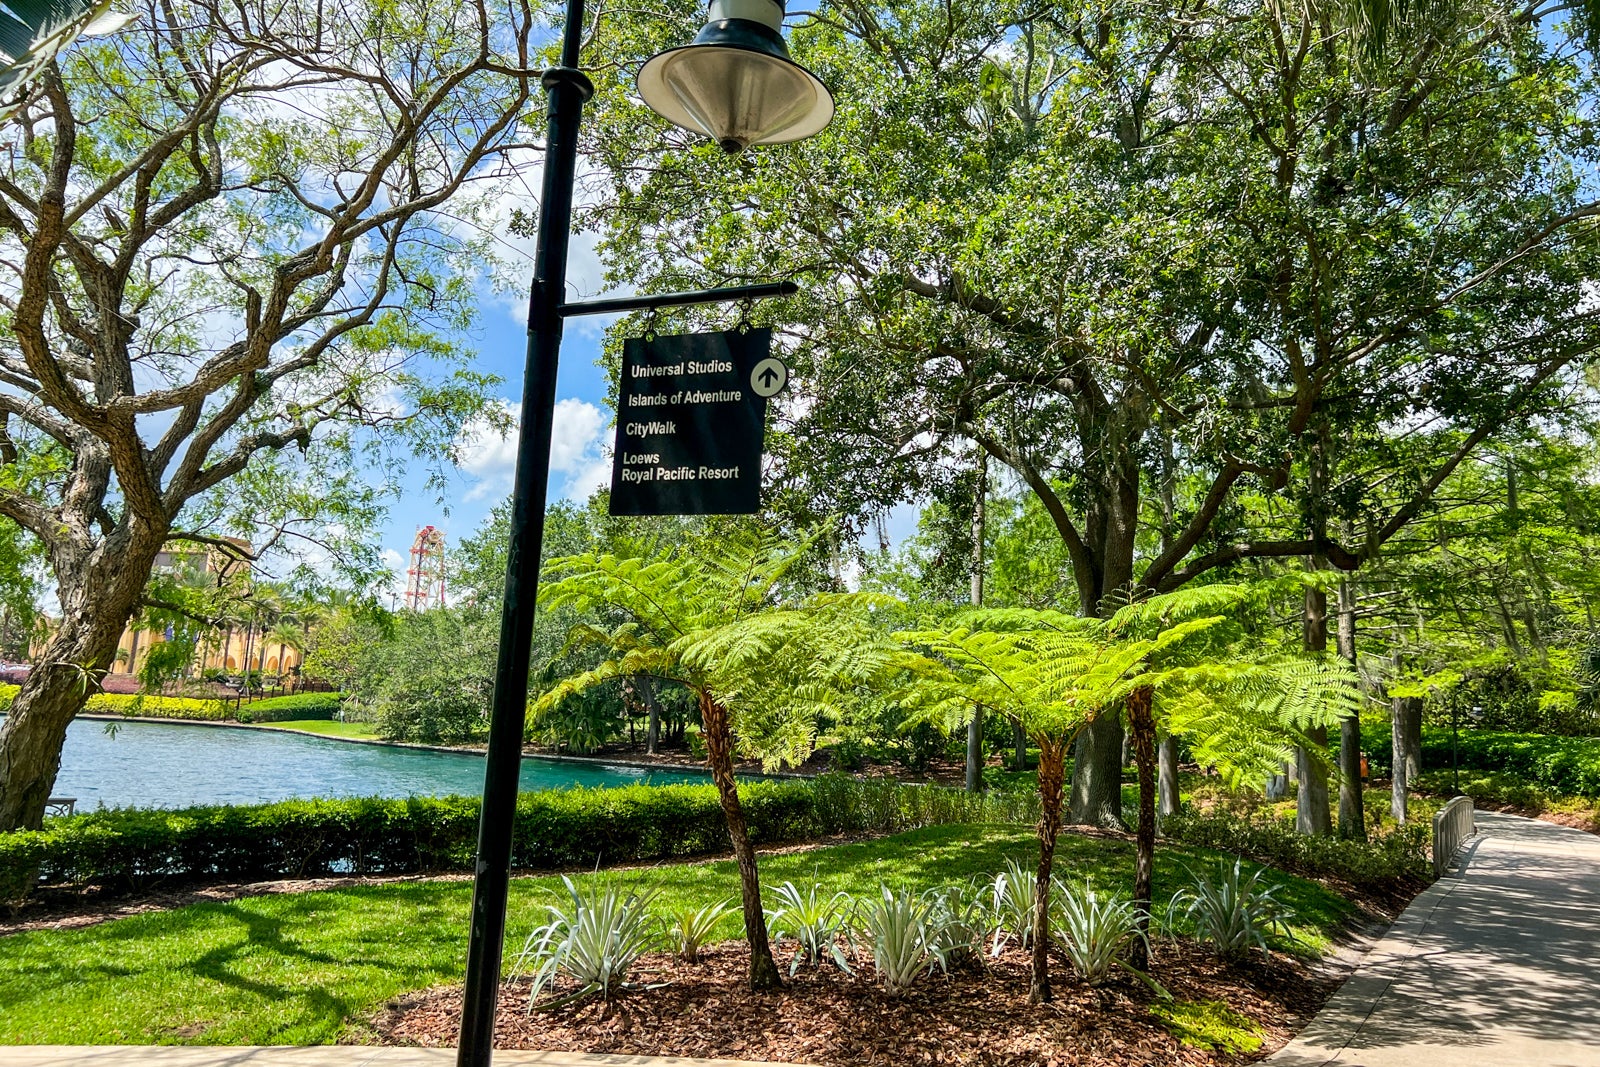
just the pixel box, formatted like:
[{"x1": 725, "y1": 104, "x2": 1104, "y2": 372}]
[
  {"x1": 1163, "y1": 811, "x2": 1431, "y2": 889},
  {"x1": 2, "y1": 686, "x2": 228, "y2": 721},
  {"x1": 0, "y1": 775, "x2": 1038, "y2": 902},
  {"x1": 0, "y1": 685, "x2": 346, "y2": 724},
  {"x1": 1363, "y1": 720, "x2": 1600, "y2": 798},
  {"x1": 237, "y1": 692, "x2": 343, "y2": 723},
  {"x1": 84, "y1": 693, "x2": 229, "y2": 720}
]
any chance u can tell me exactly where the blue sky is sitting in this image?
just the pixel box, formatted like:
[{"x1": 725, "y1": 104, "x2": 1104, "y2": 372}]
[{"x1": 371, "y1": 224, "x2": 623, "y2": 602}]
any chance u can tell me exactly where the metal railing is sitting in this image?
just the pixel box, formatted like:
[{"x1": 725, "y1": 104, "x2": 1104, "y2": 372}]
[{"x1": 1432, "y1": 795, "x2": 1476, "y2": 877}]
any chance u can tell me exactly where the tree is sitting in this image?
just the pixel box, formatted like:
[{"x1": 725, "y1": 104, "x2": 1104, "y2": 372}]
[
  {"x1": 898, "y1": 586, "x2": 1354, "y2": 997},
  {"x1": 535, "y1": 528, "x2": 882, "y2": 990},
  {"x1": 0, "y1": 0, "x2": 537, "y2": 829},
  {"x1": 582, "y1": 0, "x2": 1600, "y2": 834}
]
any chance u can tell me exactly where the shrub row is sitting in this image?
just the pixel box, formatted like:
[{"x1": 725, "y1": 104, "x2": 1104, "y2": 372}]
[
  {"x1": 1162, "y1": 810, "x2": 1431, "y2": 890},
  {"x1": 1416, "y1": 730, "x2": 1600, "y2": 798},
  {"x1": 84, "y1": 693, "x2": 229, "y2": 720},
  {"x1": 2, "y1": 685, "x2": 230, "y2": 721},
  {"x1": 0, "y1": 775, "x2": 1036, "y2": 903},
  {"x1": 0, "y1": 685, "x2": 345, "y2": 725},
  {"x1": 237, "y1": 692, "x2": 344, "y2": 723},
  {"x1": 1363, "y1": 720, "x2": 1600, "y2": 798}
]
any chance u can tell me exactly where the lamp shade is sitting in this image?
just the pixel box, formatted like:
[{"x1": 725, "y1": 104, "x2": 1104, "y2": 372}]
[{"x1": 637, "y1": 0, "x2": 833, "y2": 153}]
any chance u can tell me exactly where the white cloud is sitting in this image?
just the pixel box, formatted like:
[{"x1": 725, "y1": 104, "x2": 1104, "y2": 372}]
[
  {"x1": 379, "y1": 548, "x2": 409, "y2": 607},
  {"x1": 470, "y1": 149, "x2": 635, "y2": 338},
  {"x1": 455, "y1": 396, "x2": 611, "y2": 503}
]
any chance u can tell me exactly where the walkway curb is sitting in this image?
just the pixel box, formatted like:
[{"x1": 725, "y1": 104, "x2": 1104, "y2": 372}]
[
  {"x1": 1266, "y1": 853, "x2": 1473, "y2": 1065},
  {"x1": 1266, "y1": 810, "x2": 1600, "y2": 1067}
]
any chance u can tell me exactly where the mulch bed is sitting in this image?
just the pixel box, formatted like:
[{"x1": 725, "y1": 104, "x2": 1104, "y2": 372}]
[{"x1": 368, "y1": 939, "x2": 1338, "y2": 1066}]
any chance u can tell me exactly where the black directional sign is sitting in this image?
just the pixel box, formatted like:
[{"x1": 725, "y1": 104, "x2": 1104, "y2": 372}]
[{"x1": 609, "y1": 328, "x2": 781, "y2": 516}]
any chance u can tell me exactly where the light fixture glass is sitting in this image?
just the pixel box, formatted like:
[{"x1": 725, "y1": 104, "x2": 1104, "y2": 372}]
[{"x1": 637, "y1": 0, "x2": 834, "y2": 153}]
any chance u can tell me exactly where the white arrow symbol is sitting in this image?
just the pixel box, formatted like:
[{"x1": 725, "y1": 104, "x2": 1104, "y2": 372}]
[{"x1": 750, "y1": 357, "x2": 788, "y2": 398}]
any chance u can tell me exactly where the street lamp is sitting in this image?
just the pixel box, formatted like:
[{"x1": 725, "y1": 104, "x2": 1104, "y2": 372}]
[
  {"x1": 455, "y1": 4, "x2": 831, "y2": 1066},
  {"x1": 638, "y1": 0, "x2": 834, "y2": 153}
]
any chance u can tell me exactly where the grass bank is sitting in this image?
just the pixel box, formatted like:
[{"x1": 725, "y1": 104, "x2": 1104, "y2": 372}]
[
  {"x1": 0, "y1": 822, "x2": 1353, "y2": 1046},
  {"x1": 253, "y1": 719, "x2": 377, "y2": 739}
]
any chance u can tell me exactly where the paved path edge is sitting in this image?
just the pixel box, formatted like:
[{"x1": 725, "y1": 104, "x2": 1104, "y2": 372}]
[{"x1": 1265, "y1": 836, "x2": 1483, "y2": 1066}]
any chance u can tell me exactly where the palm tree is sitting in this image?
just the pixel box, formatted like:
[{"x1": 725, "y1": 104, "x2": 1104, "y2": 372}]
[{"x1": 535, "y1": 528, "x2": 883, "y2": 990}]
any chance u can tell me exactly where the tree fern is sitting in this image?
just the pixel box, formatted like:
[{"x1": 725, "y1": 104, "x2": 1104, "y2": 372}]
[
  {"x1": 533, "y1": 525, "x2": 889, "y2": 990},
  {"x1": 894, "y1": 583, "x2": 1356, "y2": 998}
]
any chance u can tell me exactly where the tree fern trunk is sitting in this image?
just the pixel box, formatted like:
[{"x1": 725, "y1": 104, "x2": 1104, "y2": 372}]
[
  {"x1": 698, "y1": 690, "x2": 782, "y2": 990},
  {"x1": 1031, "y1": 735, "x2": 1067, "y2": 1004},
  {"x1": 1127, "y1": 687, "x2": 1157, "y2": 971},
  {"x1": 967, "y1": 450, "x2": 986, "y2": 792}
]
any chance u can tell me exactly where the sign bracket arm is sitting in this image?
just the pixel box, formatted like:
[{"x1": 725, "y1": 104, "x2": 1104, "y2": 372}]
[{"x1": 557, "y1": 280, "x2": 798, "y2": 319}]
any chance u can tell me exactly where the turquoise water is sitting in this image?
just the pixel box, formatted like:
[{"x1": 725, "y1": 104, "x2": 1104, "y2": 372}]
[{"x1": 50, "y1": 717, "x2": 708, "y2": 809}]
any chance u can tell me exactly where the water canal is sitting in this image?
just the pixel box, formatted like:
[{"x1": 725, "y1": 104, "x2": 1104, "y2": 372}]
[{"x1": 49, "y1": 717, "x2": 708, "y2": 809}]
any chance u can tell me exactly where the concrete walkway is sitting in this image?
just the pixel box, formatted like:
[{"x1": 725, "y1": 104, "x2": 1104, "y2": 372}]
[
  {"x1": 0, "y1": 1049, "x2": 798, "y2": 1066},
  {"x1": 1269, "y1": 810, "x2": 1600, "y2": 1067}
]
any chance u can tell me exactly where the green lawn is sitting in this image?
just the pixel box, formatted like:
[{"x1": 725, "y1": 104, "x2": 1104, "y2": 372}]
[
  {"x1": 0, "y1": 823, "x2": 1352, "y2": 1046},
  {"x1": 254, "y1": 719, "x2": 378, "y2": 739}
]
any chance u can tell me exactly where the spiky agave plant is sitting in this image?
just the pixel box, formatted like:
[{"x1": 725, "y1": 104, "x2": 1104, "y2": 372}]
[
  {"x1": 1170, "y1": 858, "x2": 1295, "y2": 960},
  {"x1": 1051, "y1": 877, "x2": 1148, "y2": 986},
  {"x1": 662, "y1": 898, "x2": 736, "y2": 964},
  {"x1": 854, "y1": 884, "x2": 951, "y2": 994},
  {"x1": 986, "y1": 856, "x2": 1036, "y2": 956},
  {"x1": 509, "y1": 875, "x2": 661, "y2": 1009},
  {"x1": 766, "y1": 878, "x2": 854, "y2": 975}
]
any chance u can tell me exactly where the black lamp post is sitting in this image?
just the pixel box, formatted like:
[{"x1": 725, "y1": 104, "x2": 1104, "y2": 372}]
[{"x1": 454, "y1": 4, "x2": 831, "y2": 1066}]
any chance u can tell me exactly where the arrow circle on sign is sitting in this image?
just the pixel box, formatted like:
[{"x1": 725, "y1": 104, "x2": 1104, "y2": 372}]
[{"x1": 750, "y1": 356, "x2": 789, "y2": 398}]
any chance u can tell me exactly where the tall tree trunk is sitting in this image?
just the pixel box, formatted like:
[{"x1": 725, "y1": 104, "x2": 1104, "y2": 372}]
[
  {"x1": 1158, "y1": 735, "x2": 1180, "y2": 820},
  {"x1": 643, "y1": 676, "x2": 660, "y2": 756},
  {"x1": 1069, "y1": 714, "x2": 1124, "y2": 827},
  {"x1": 1127, "y1": 687, "x2": 1157, "y2": 971},
  {"x1": 1068, "y1": 465, "x2": 1137, "y2": 828},
  {"x1": 1390, "y1": 695, "x2": 1410, "y2": 823},
  {"x1": 0, "y1": 529, "x2": 163, "y2": 831},
  {"x1": 1336, "y1": 575, "x2": 1366, "y2": 840},
  {"x1": 967, "y1": 450, "x2": 987, "y2": 793},
  {"x1": 1396, "y1": 696, "x2": 1423, "y2": 780},
  {"x1": 698, "y1": 690, "x2": 782, "y2": 990},
  {"x1": 1013, "y1": 718, "x2": 1027, "y2": 770},
  {"x1": 1297, "y1": 573, "x2": 1333, "y2": 836},
  {"x1": 240, "y1": 622, "x2": 255, "y2": 699},
  {"x1": 1031, "y1": 735, "x2": 1067, "y2": 1004}
]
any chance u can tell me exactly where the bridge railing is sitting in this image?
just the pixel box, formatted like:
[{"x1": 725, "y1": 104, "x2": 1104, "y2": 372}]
[{"x1": 1432, "y1": 795, "x2": 1476, "y2": 877}]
